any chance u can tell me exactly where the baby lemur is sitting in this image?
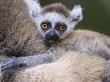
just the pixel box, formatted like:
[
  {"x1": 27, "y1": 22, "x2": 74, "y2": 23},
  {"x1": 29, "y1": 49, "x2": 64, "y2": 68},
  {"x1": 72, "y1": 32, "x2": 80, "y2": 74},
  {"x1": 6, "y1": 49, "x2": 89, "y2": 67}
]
[
  {"x1": 1, "y1": 0, "x2": 110, "y2": 82},
  {"x1": 26, "y1": 0, "x2": 110, "y2": 60}
]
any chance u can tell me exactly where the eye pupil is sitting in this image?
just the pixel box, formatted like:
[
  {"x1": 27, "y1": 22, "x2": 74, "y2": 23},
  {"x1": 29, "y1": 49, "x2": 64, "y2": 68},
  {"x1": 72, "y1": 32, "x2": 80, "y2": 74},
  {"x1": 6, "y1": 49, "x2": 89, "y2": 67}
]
[
  {"x1": 41, "y1": 24, "x2": 48, "y2": 29},
  {"x1": 60, "y1": 26, "x2": 65, "y2": 31}
]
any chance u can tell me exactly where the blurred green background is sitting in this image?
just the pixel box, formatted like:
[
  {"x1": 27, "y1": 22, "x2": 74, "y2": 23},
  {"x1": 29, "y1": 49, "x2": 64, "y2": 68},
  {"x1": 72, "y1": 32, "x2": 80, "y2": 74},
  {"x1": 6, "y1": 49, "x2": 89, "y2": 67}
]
[{"x1": 40, "y1": 0, "x2": 110, "y2": 35}]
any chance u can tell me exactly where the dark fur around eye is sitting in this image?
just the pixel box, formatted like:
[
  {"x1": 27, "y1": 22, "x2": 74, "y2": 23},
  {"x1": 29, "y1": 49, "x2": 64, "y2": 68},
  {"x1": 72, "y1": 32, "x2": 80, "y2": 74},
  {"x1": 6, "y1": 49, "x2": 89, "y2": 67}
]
[
  {"x1": 40, "y1": 21, "x2": 52, "y2": 30},
  {"x1": 55, "y1": 23, "x2": 67, "y2": 32}
]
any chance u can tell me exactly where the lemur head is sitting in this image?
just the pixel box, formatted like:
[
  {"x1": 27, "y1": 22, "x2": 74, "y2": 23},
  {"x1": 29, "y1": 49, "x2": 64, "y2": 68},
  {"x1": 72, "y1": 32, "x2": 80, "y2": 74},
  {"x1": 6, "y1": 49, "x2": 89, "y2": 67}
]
[{"x1": 25, "y1": 0, "x2": 83, "y2": 42}]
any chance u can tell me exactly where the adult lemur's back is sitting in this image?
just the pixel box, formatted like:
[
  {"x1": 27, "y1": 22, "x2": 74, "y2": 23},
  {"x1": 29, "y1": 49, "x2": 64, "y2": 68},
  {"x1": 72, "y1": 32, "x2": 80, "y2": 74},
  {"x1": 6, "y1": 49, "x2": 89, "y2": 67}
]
[{"x1": 0, "y1": 0, "x2": 48, "y2": 59}]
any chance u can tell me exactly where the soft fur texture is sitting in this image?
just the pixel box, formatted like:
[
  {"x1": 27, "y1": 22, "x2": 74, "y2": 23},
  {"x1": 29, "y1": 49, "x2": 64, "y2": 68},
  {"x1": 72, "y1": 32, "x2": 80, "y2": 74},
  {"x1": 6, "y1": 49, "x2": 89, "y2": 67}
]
[
  {"x1": 10, "y1": 51, "x2": 106, "y2": 82},
  {"x1": 52, "y1": 30, "x2": 110, "y2": 60},
  {"x1": 0, "y1": 0, "x2": 55, "y2": 80},
  {"x1": 0, "y1": 51, "x2": 54, "y2": 71},
  {"x1": 2, "y1": 30, "x2": 110, "y2": 82},
  {"x1": 1, "y1": 0, "x2": 110, "y2": 82},
  {"x1": 0, "y1": 0, "x2": 48, "y2": 59}
]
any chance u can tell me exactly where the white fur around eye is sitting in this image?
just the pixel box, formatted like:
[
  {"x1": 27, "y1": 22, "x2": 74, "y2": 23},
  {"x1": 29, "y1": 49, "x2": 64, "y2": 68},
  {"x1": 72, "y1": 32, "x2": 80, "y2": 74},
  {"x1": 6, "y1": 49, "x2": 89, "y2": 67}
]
[
  {"x1": 43, "y1": 12, "x2": 66, "y2": 26},
  {"x1": 34, "y1": 12, "x2": 67, "y2": 38}
]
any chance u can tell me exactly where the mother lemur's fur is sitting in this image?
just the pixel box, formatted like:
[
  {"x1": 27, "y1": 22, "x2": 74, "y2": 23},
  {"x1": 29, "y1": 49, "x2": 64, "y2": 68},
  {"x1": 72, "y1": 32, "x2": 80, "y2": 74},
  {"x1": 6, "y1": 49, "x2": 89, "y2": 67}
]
[
  {"x1": 0, "y1": 0, "x2": 50, "y2": 59},
  {"x1": 7, "y1": 51, "x2": 107, "y2": 82},
  {"x1": 0, "y1": 0, "x2": 56, "y2": 80},
  {"x1": 1, "y1": 0, "x2": 110, "y2": 82}
]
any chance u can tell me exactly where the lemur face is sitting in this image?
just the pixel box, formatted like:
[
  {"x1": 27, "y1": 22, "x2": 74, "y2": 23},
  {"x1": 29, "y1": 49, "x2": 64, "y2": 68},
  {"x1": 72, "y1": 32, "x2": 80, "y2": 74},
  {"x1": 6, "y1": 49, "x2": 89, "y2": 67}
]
[
  {"x1": 24, "y1": 0, "x2": 83, "y2": 42},
  {"x1": 36, "y1": 12, "x2": 68, "y2": 41}
]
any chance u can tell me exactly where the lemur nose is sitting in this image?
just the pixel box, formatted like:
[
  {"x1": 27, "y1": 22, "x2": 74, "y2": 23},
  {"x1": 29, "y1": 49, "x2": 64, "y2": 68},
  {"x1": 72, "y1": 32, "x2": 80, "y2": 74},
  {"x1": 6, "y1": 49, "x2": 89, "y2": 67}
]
[{"x1": 46, "y1": 31, "x2": 59, "y2": 41}]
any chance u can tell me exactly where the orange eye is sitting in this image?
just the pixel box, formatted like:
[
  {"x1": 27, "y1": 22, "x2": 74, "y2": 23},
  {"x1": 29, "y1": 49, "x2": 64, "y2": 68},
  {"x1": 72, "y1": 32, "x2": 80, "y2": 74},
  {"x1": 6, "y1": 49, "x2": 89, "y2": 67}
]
[
  {"x1": 59, "y1": 26, "x2": 66, "y2": 31},
  {"x1": 41, "y1": 23, "x2": 48, "y2": 29}
]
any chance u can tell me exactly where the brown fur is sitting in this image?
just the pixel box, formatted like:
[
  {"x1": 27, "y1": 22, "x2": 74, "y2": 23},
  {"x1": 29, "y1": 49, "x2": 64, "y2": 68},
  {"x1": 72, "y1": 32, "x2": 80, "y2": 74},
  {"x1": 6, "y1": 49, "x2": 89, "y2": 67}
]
[
  {"x1": 0, "y1": 0, "x2": 48, "y2": 59},
  {"x1": 1, "y1": 0, "x2": 110, "y2": 81},
  {"x1": 52, "y1": 29, "x2": 110, "y2": 60},
  {"x1": 41, "y1": 3, "x2": 70, "y2": 18},
  {"x1": 11, "y1": 51, "x2": 106, "y2": 82},
  {"x1": 3, "y1": 29, "x2": 110, "y2": 82}
]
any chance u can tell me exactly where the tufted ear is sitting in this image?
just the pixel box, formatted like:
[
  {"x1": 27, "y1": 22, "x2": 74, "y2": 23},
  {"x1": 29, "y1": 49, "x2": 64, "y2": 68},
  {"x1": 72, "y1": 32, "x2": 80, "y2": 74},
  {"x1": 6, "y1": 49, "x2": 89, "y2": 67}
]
[
  {"x1": 24, "y1": 0, "x2": 41, "y2": 18},
  {"x1": 68, "y1": 5, "x2": 83, "y2": 23}
]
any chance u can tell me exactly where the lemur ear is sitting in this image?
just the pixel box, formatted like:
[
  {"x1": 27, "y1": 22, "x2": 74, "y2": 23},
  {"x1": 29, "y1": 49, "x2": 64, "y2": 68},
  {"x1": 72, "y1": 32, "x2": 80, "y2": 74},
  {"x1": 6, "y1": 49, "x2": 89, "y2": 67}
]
[
  {"x1": 68, "y1": 5, "x2": 83, "y2": 23},
  {"x1": 24, "y1": 0, "x2": 41, "y2": 18}
]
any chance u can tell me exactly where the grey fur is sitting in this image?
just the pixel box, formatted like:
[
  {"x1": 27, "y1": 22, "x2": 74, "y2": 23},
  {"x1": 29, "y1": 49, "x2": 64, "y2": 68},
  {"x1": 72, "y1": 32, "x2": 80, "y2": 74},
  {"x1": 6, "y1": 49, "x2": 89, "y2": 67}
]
[
  {"x1": 102, "y1": 60, "x2": 110, "y2": 82},
  {"x1": 0, "y1": 50, "x2": 55, "y2": 80},
  {"x1": 1, "y1": 0, "x2": 110, "y2": 81},
  {"x1": 0, "y1": 51, "x2": 54, "y2": 71}
]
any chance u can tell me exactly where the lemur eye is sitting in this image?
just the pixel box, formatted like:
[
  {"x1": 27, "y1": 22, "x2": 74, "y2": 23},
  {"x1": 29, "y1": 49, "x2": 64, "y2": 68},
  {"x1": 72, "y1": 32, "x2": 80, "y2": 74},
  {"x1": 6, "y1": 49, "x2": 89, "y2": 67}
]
[
  {"x1": 41, "y1": 21, "x2": 51, "y2": 30},
  {"x1": 41, "y1": 23, "x2": 48, "y2": 29},
  {"x1": 55, "y1": 23, "x2": 67, "y2": 32},
  {"x1": 59, "y1": 26, "x2": 66, "y2": 31}
]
